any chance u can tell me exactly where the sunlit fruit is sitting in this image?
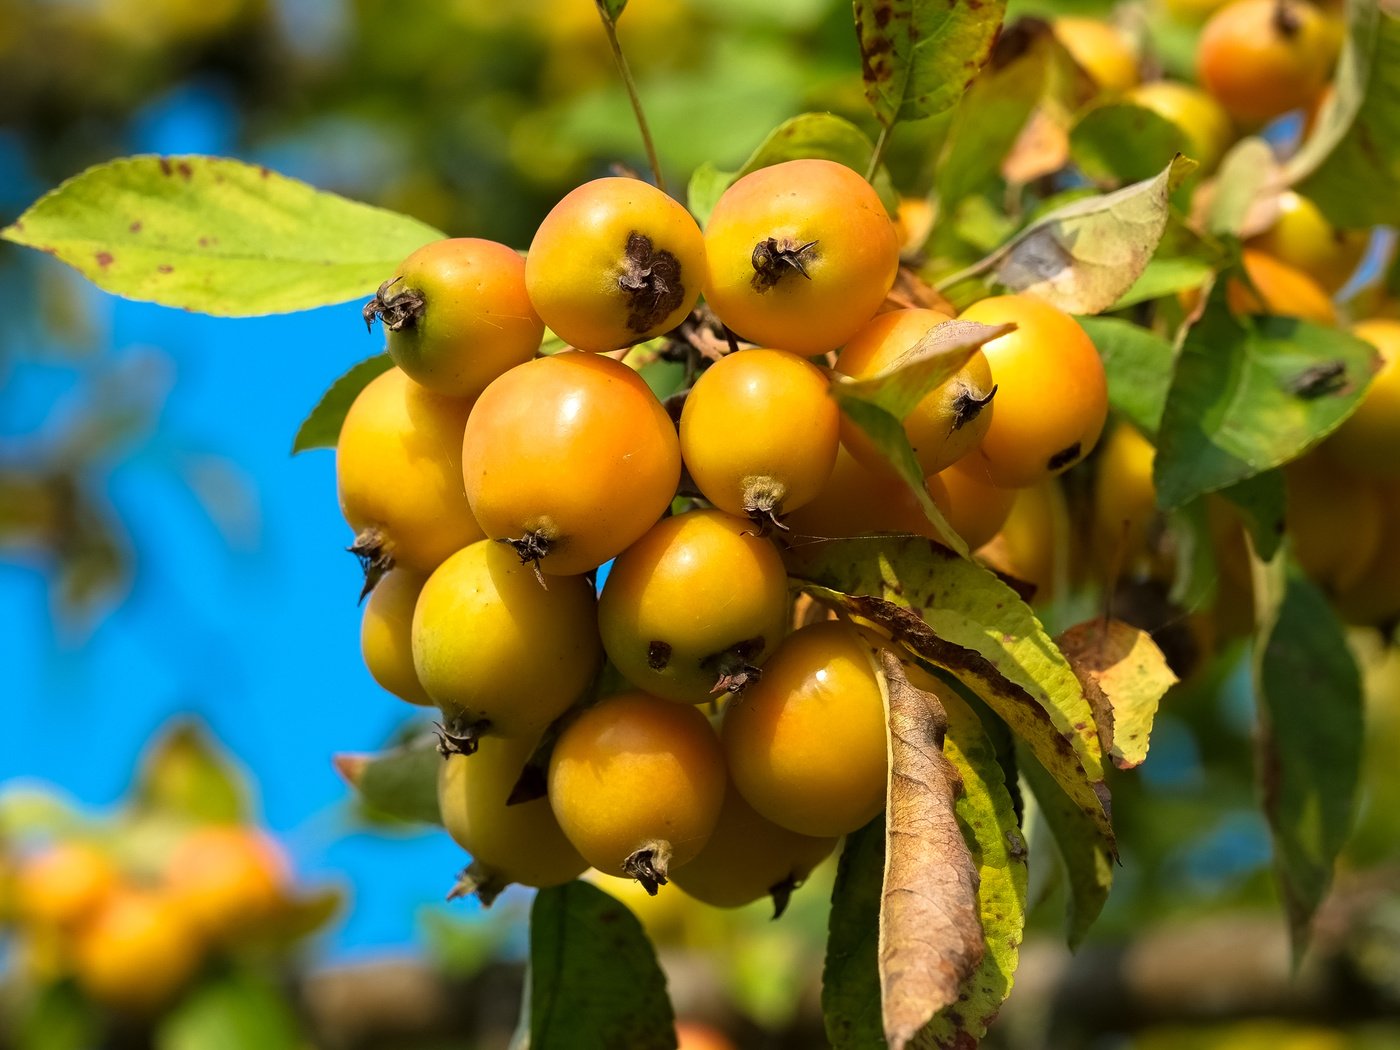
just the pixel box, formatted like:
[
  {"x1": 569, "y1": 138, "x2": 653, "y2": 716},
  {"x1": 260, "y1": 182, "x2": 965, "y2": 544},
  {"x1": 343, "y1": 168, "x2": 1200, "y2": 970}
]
[
  {"x1": 958, "y1": 295, "x2": 1108, "y2": 488},
  {"x1": 1091, "y1": 423, "x2": 1159, "y2": 581},
  {"x1": 164, "y1": 825, "x2": 289, "y2": 944},
  {"x1": 72, "y1": 889, "x2": 202, "y2": 1013},
  {"x1": 15, "y1": 842, "x2": 117, "y2": 931},
  {"x1": 834, "y1": 307, "x2": 996, "y2": 477},
  {"x1": 1227, "y1": 249, "x2": 1337, "y2": 325},
  {"x1": 784, "y1": 442, "x2": 941, "y2": 540},
  {"x1": 438, "y1": 736, "x2": 587, "y2": 902},
  {"x1": 548, "y1": 691, "x2": 726, "y2": 889},
  {"x1": 671, "y1": 780, "x2": 836, "y2": 912},
  {"x1": 337, "y1": 367, "x2": 483, "y2": 585},
  {"x1": 722, "y1": 621, "x2": 888, "y2": 838},
  {"x1": 1053, "y1": 17, "x2": 1139, "y2": 92},
  {"x1": 934, "y1": 457, "x2": 1017, "y2": 550},
  {"x1": 1248, "y1": 191, "x2": 1368, "y2": 293},
  {"x1": 462, "y1": 351, "x2": 681, "y2": 575},
  {"x1": 366, "y1": 238, "x2": 544, "y2": 398},
  {"x1": 526, "y1": 177, "x2": 705, "y2": 351},
  {"x1": 679, "y1": 347, "x2": 840, "y2": 525},
  {"x1": 598, "y1": 509, "x2": 791, "y2": 704},
  {"x1": 977, "y1": 477, "x2": 1069, "y2": 603},
  {"x1": 1197, "y1": 0, "x2": 1334, "y2": 125},
  {"x1": 1126, "y1": 80, "x2": 1234, "y2": 173},
  {"x1": 360, "y1": 568, "x2": 432, "y2": 706},
  {"x1": 1323, "y1": 319, "x2": 1400, "y2": 476},
  {"x1": 413, "y1": 539, "x2": 601, "y2": 748},
  {"x1": 702, "y1": 159, "x2": 900, "y2": 355}
]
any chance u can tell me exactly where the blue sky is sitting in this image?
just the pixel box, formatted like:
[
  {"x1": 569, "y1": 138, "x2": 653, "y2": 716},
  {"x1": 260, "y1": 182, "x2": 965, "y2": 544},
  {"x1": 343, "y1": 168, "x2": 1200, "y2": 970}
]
[{"x1": 2, "y1": 83, "x2": 478, "y2": 960}]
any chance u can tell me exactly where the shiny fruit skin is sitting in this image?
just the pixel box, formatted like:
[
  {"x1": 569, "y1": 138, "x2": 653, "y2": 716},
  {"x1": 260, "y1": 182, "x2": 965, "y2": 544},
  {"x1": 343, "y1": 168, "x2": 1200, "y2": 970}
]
[
  {"x1": 784, "y1": 442, "x2": 940, "y2": 539},
  {"x1": 835, "y1": 308, "x2": 996, "y2": 477},
  {"x1": 73, "y1": 889, "x2": 202, "y2": 1013},
  {"x1": 525, "y1": 177, "x2": 705, "y2": 352},
  {"x1": 1324, "y1": 320, "x2": 1400, "y2": 476},
  {"x1": 337, "y1": 367, "x2": 483, "y2": 575},
  {"x1": 675, "y1": 1021, "x2": 739, "y2": 1050},
  {"x1": 702, "y1": 159, "x2": 901, "y2": 355},
  {"x1": 1054, "y1": 17, "x2": 1139, "y2": 92},
  {"x1": 15, "y1": 842, "x2": 118, "y2": 931},
  {"x1": 164, "y1": 825, "x2": 289, "y2": 944},
  {"x1": 548, "y1": 691, "x2": 726, "y2": 877},
  {"x1": 934, "y1": 457, "x2": 1016, "y2": 550},
  {"x1": 1284, "y1": 452, "x2": 1382, "y2": 594},
  {"x1": 462, "y1": 351, "x2": 681, "y2": 576},
  {"x1": 977, "y1": 477, "x2": 1069, "y2": 603},
  {"x1": 958, "y1": 295, "x2": 1108, "y2": 489},
  {"x1": 1092, "y1": 423, "x2": 1159, "y2": 580},
  {"x1": 722, "y1": 621, "x2": 887, "y2": 838},
  {"x1": 670, "y1": 781, "x2": 836, "y2": 909},
  {"x1": 1228, "y1": 249, "x2": 1337, "y2": 325},
  {"x1": 679, "y1": 348, "x2": 840, "y2": 521},
  {"x1": 1126, "y1": 81, "x2": 1234, "y2": 173},
  {"x1": 1197, "y1": 0, "x2": 1334, "y2": 125},
  {"x1": 413, "y1": 539, "x2": 601, "y2": 738},
  {"x1": 1248, "y1": 192, "x2": 1368, "y2": 293},
  {"x1": 438, "y1": 737, "x2": 587, "y2": 889},
  {"x1": 380, "y1": 238, "x2": 544, "y2": 398},
  {"x1": 598, "y1": 509, "x2": 791, "y2": 704},
  {"x1": 360, "y1": 569, "x2": 432, "y2": 706}
]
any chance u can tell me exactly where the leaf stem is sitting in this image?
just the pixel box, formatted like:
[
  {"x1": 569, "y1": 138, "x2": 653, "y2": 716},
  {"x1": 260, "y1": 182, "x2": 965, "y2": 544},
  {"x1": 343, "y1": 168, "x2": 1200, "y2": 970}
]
[
  {"x1": 866, "y1": 122, "x2": 893, "y2": 182},
  {"x1": 597, "y1": 9, "x2": 666, "y2": 193}
]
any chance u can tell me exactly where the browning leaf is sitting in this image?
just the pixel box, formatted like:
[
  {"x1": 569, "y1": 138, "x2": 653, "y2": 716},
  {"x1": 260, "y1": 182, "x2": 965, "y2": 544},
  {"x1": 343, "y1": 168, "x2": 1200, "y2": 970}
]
[
  {"x1": 1056, "y1": 618, "x2": 1177, "y2": 770},
  {"x1": 879, "y1": 654, "x2": 984, "y2": 1050}
]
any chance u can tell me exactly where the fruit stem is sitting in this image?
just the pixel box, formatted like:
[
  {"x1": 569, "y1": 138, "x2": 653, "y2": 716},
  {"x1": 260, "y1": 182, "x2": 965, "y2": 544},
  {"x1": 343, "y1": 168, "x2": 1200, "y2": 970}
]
[
  {"x1": 866, "y1": 122, "x2": 892, "y2": 182},
  {"x1": 347, "y1": 527, "x2": 394, "y2": 602},
  {"x1": 596, "y1": 5, "x2": 667, "y2": 193},
  {"x1": 446, "y1": 861, "x2": 506, "y2": 907},
  {"x1": 624, "y1": 841, "x2": 673, "y2": 896}
]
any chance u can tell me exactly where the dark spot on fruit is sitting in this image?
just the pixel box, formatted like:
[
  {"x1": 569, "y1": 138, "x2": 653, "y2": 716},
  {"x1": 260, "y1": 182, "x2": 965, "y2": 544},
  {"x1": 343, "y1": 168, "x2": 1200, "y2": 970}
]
[
  {"x1": 647, "y1": 640, "x2": 672, "y2": 670},
  {"x1": 1047, "y1": 442, "x2": 1082, "y2": 472},
  {"x1": 618, "y1": 231, "x2": 685, "y2": 335},
  {"x1": 95, "y1": 251, "x2": 114, "y2": 269}
]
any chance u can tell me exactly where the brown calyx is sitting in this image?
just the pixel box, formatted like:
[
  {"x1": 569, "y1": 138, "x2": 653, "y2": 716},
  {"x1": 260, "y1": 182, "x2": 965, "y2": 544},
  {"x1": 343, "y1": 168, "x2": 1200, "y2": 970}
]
[
  {"x1": 1272, "y1": 0, "x2": 1301, "y2": 37},
  {"x1": 742, "y1": 478, "x2": 791, "y2": 534},
  {"x1": 768, "y1": 873, "x2": 800, "y2": 920},
  {"x1": 434, "y1": 715, "x2": 490, "y2": 757},
  {"x1": 702, "y1": 637, "x2": 768, "y2": 696},
  {"x1": 624, "y1": 840, "x2": 674, "y2": 896},
  {"x1": 750, "y1": 237, "x2": 819, "y2": 292},
  {"x1": 446, "y1": 860, "x2": 506, "y2": 908},
  {"x1": 362, "y1": 277, "x2": 426, "y2": 333},
  {"x1": 498, "y1": 532, "x2": 552, "y2": 588},
  {"x1": 618, "y1": 231, "x2": 685, "y2": 335},
  {"x1": 347, "y1": 526, "x2": 394, "y2": 602},
  {"x1": 951, "y1": 384, "x2": 997, "y2": 431}
]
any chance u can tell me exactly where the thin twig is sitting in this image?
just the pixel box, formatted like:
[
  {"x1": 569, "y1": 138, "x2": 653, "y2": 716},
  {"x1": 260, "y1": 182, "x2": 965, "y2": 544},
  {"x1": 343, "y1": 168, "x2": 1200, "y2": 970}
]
[
  {"x1": 866, "y1": 122, "x2": 893, "y2": 182},
  {"x1": 597, "y1": 8, "x2": 666, "y2": 192}
]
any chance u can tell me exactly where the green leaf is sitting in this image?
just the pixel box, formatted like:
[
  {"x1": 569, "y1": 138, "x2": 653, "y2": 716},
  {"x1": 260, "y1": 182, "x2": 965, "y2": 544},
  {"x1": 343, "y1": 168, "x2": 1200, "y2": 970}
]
[
  {"x1": 970, "y1": 155, "x2": 1197, "y2": 315},
  {"x1": 788, "y1": 537, "x2": 1112, "y2": 845},
  {"x1": 1250, "y1": 557, "x2": 1364, "y2": 959},
  {"x1": 829, "y1": 319, "x2": 1013, "y2": 555},
  {"x1": 822, "y1": 819, "x2": 886, "y2": 1049},
  {"x1": 292, "y1": 355, "x2": 394, "y2": 454},
  {"x1": 1289, "y1": 0, "x2": 1400, "y2": 227},
  {"x1": 335, "y1": 735, "x2": 442, "y2": 826},
  {"x1": 1153, "y1": 287, "x2": 1382, "y2": 510},
  {"x1": 1076, "y1": 316, "x2": 1175, "y2": 437},
  {"x1": 526, "y1": 881, "x2": 676, "y2": 1050},
  {"x1": 157, "y1": 969, "x2": 304, "y2": 1050},
  {"x1": 1208, "y1": 138, "x2": 1280, "y2": 236},
  {"x1": 1070, "y1": 102, "x2": 1189, "y2": 187},
  {"x1": 1020, "y1": 745, "x2": 1112, "y2": 949},
  {"x1": 1, "y1": 156, "x2": 443, "y2": 316},
  {"x1": 1109, "y1": 255, "x2": 1215, "y2": 309},
  {"x1": 1220, "y1": 470, "x2": 1287, "y2": 563},
  {"x1": 596, "y1": 0, "x2": 628, "y2": 21},
  {"x1": 133, "y1": 719, "x2": 249, "y2": 824},
  {"x1": 16, "y1": 983, "x2": 99, "y2": 1050},
  {"x1": 855, "y1": 0, "x2": 1008, "y2": 127},
  {"x1": 685, "y1": 113, "x2": 898, "y2": 226}
]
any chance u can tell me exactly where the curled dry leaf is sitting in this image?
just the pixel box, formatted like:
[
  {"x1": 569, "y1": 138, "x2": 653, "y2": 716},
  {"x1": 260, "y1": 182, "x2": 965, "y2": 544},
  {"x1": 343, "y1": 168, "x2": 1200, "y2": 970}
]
[
  {"x1": 878, "y1": 652, "x2": 984, "y2": 1050},
  {"x1": 1056, "y1": 617, "x2": 1176, "y2": 770}
]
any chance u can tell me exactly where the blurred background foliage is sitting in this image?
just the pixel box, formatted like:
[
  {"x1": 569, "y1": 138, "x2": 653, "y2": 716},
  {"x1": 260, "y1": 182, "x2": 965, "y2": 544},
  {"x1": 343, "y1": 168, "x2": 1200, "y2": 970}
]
[{"x1": 2, "y1": 0, "x2": 1398, "y2": 1047}]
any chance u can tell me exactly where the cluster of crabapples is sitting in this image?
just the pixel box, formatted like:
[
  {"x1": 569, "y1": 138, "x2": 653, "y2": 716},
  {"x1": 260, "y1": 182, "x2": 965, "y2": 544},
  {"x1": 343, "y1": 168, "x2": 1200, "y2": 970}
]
[
  {"x1": 341, "y1": 157, "x2": 1108, "y2": 906},
  {"x1": 2, "y1": 826, "x2": 292, "y2": 1013}
]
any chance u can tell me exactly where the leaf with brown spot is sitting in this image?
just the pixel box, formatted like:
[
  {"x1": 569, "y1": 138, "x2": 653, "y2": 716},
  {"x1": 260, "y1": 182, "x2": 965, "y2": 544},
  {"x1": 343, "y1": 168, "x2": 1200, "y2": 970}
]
[
  {"x1": 1057, "y1": 618, "x2": 1176, "y2": 771},
  {"x1": 855, "y1": 0, "x2": 1009, "y2": 128},
  {"x1": 879, "y1": 653, "x2": 984, "y2": 1050},
  {"x1": 787, "y1": 536, "x2": 1113, "y2": 849}
]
